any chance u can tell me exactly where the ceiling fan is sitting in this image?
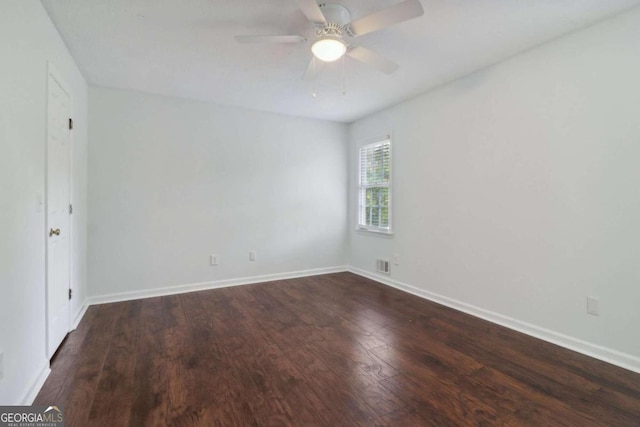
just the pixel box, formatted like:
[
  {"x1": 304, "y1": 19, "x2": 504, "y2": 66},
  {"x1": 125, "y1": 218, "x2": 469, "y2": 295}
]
[{"x1": 235, "y1": 0, "x2": 424, "y2": 77}]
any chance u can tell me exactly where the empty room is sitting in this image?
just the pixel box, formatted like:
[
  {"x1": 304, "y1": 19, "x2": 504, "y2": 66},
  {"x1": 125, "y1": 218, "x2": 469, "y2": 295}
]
[{"x1": 1, "y1": 0, "x2": 640, "y2": 425}]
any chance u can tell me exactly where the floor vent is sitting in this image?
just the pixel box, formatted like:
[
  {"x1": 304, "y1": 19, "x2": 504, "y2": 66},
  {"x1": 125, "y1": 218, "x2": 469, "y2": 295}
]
[{"x1": 376, "y1": 259, "x2": 390, "y2": 275}]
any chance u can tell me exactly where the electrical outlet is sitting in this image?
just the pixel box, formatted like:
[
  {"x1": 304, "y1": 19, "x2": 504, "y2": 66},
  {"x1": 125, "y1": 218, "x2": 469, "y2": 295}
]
[
  {"x1": 392, "y1": 254, "x2": 400, "y2": 265},
  {"x1": 0, "y1": 351, "x2": 4, "y2": 381},
  {"x1": 209, "y1": 254, "x2": 219, "y2": 266},
  {"x1": 587, "y1": 297, "x2": 599, "y2": 316},
  {"x1": 249, "y1": 251, "x2": 256, "y2": 261}
]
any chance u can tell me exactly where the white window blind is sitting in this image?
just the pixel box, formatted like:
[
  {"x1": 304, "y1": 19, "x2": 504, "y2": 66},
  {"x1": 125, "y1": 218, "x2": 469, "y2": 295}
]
[{"x1": 358, "y1": 138, "x2": 391, "y2": 233}]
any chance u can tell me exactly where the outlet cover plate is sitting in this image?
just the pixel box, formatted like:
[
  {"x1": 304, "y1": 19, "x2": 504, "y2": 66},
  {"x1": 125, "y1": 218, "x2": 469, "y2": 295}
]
[{"x1": 587, "y1": 297, "x2": 599, "y2": 316}]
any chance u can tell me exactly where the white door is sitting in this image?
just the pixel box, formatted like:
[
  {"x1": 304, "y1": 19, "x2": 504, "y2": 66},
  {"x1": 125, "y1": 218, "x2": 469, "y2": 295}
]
[{"x1": 46, "y1": 69, "x2": 72, "y2": 358}]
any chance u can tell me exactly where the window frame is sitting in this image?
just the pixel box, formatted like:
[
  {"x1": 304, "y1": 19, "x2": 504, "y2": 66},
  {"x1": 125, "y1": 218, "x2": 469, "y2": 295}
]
[{"x1": 357, "y1": 137, "x2": 392, "y2": 234}]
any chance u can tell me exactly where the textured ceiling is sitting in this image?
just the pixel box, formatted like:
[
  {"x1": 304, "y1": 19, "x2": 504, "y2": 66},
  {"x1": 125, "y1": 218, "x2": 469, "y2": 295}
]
[{"x1": 41, "y1": 0, "x2": 640, "y2": 122}]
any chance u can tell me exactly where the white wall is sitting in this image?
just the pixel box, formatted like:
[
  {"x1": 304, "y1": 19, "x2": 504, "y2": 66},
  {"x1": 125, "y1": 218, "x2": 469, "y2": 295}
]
[
  {"x1": 88, "y1": 87, "x2": 348, "y2": 299},
  {"x1": 0, "y1": 1, "x2": 88, "y2": 404},
  {"x1": 348, "y1": 8, "x2": 640, "y2": 370},
  {"x1": 2, "y1": 3, "x2": 636, "y2": 406}
]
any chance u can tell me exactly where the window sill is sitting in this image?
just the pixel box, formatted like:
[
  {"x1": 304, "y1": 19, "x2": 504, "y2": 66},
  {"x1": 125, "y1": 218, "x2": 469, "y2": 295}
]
[{"x1": 355, "y1": 227, "x2": 394, "y2": 237}]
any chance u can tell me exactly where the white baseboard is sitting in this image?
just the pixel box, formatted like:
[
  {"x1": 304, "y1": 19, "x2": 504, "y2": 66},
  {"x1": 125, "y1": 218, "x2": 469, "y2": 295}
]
[
  {"x1": 87, "y1": 266, "x2": 348, "y2": 306},
  {"x1": 21, "y1": 362, "x2": 50, "y2": 405},
  {"x1": 71, "y1": 302, "x2": 88, "y2": 330},
  {"x1": 348, "y1": 266, "x2": 640, "y2": 374},
  {"x1": 15, "y1": 305, "x2": 86, "y2": 405}
]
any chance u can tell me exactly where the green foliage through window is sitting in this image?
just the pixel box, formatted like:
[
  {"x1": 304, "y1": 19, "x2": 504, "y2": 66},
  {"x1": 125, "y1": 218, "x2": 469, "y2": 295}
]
[{"x1": 359, "y1": 139, "x2": 391, "y2": 232}]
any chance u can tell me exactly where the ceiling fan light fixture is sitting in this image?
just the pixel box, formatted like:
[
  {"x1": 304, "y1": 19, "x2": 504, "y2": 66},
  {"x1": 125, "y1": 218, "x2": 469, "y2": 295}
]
[{"x1": 311, "y1": 36, "x2": 347, "y2": 62}]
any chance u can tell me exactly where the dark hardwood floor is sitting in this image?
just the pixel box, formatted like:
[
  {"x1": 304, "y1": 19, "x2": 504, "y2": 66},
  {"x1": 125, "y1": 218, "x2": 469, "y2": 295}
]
[{"x1": 35, "y1": 272, "x2": 640, "y2": 426}]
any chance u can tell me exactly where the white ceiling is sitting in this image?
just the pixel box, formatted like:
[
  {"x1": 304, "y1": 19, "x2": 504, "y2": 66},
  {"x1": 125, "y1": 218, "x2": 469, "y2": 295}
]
[{"x1": 41, "y1": 0, "x2": 640, "y2": 123}]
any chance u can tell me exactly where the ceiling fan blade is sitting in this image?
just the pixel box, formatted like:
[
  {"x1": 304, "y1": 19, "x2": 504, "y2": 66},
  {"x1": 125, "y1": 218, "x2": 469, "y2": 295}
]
[
  {"x1": 347, "y1": 46, "x2": 399, "y2": 75},
  {"x1": 294, "y1": 0, "x2": 327, "y2": 25},
  {"x1": 347, "y1": 0, "x2": 424, "y2": 37},
  {"x1": 234, "y1": 35, "x2": 307, "y2": 44}
]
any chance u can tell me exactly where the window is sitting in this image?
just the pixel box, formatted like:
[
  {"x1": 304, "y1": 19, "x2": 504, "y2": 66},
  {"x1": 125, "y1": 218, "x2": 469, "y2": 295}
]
[{"x1": 358, "y1": 138, "x2": 391, "y2": 233}]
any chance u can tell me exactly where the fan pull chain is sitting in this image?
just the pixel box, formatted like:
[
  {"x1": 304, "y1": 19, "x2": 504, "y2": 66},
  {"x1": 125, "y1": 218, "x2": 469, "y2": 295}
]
[
  {"x1": 312, "y1": 57, "x2": 317, "y2": 98},
  {"x1": 342, "y1": 54, "x2": 346, "y2": 95}
]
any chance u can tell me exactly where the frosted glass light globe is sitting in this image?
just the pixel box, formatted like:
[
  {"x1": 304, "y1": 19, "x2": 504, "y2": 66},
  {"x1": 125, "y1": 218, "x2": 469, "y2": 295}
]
[{"x1": 312, "y1": 37, "x2": 347, "y2": 62}]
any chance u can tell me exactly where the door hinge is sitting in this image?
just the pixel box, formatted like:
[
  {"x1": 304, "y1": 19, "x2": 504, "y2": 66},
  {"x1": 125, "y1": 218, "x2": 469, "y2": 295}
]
[
  {"x1": 69, "y1": 118, "x2": 73, "y2": 130},
  {"x1": 68, "y1": 288, "x2": 72, "y2": 300},
  {"x1": 69, "y1": 204, "x2": 73, "y2": 214}
]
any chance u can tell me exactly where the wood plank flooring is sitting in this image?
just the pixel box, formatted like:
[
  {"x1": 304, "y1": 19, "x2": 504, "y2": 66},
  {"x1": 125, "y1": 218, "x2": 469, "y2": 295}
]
[{"x1": 35, "y1": 272, "x2": 640, "y2": 426}]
